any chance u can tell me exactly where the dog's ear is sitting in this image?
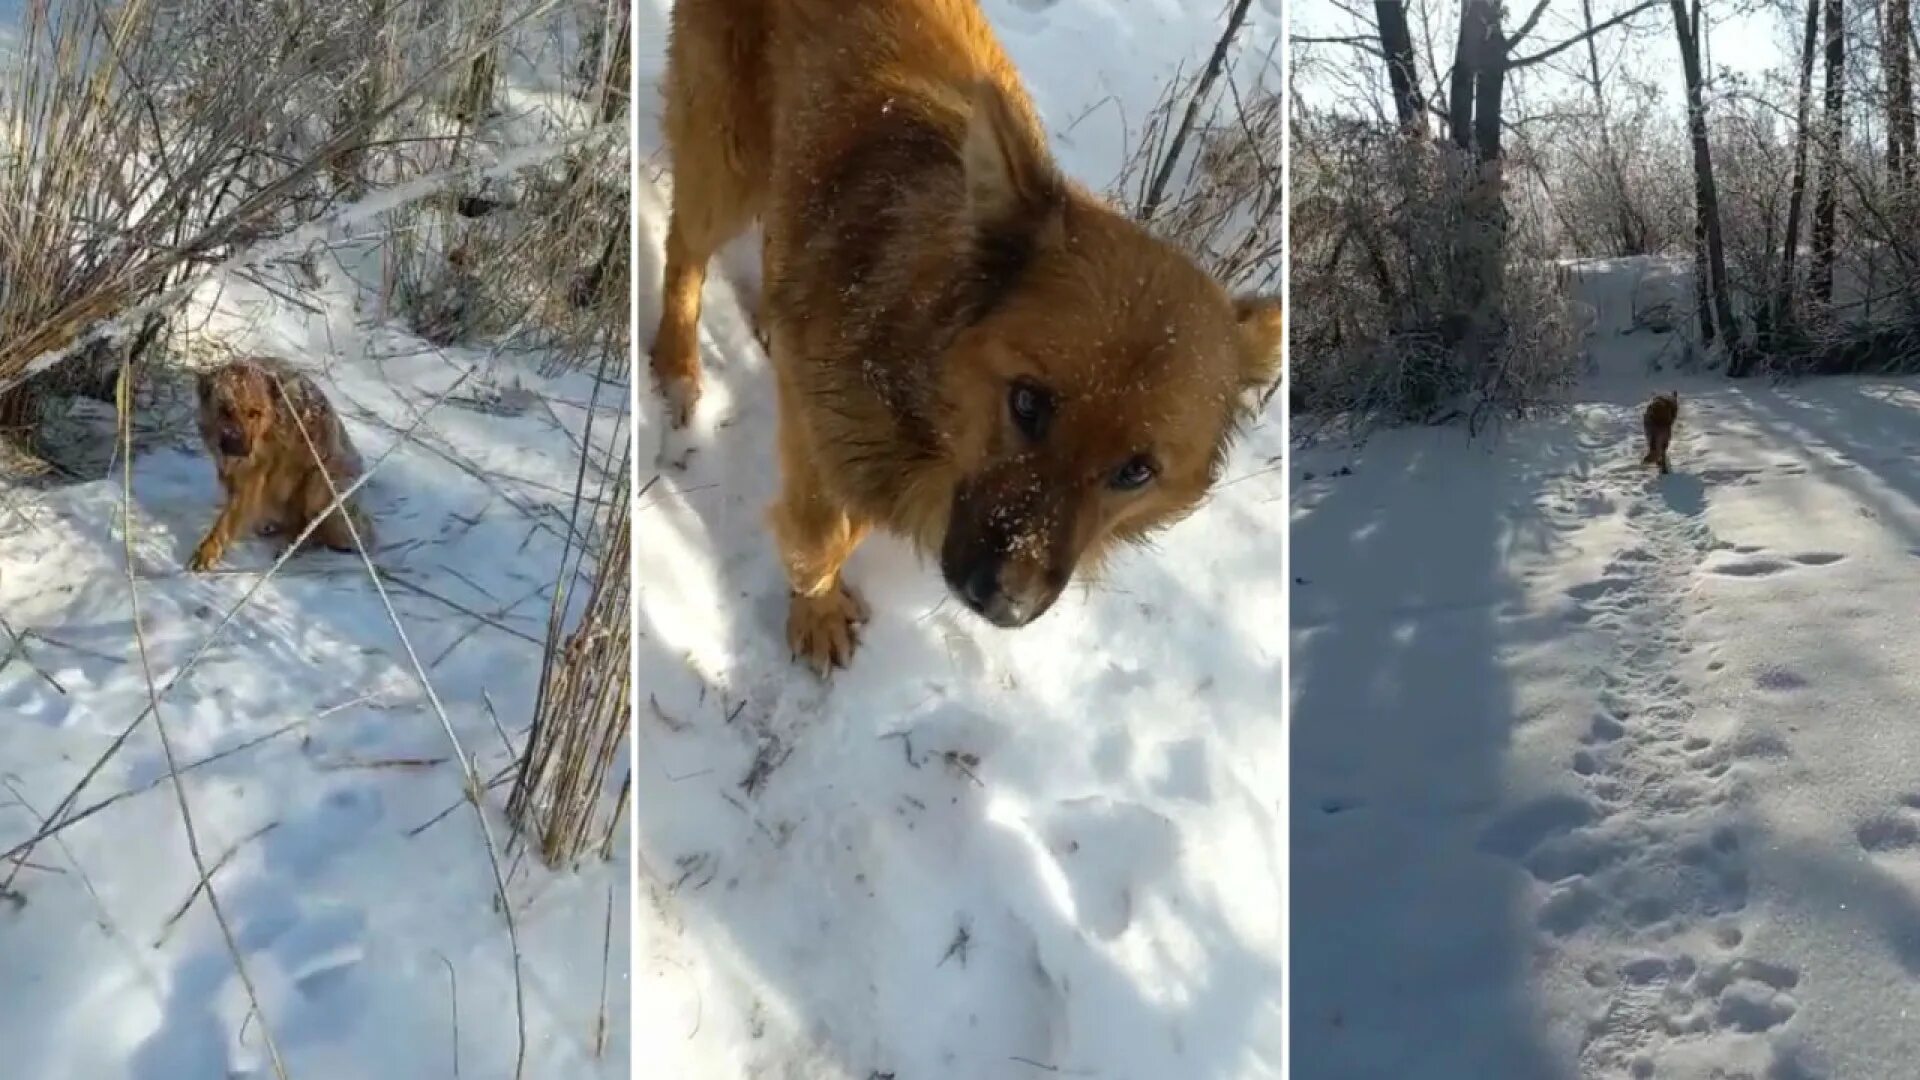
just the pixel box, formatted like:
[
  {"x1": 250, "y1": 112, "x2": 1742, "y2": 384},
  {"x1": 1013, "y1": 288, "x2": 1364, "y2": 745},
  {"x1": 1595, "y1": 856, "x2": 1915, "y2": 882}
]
[
  {"x1": 963, "y1": 79, "x2": 1062, "y2": 233},
  {"x1": 1231, "y1": 293, "x2": 1284, "y2": 396}
]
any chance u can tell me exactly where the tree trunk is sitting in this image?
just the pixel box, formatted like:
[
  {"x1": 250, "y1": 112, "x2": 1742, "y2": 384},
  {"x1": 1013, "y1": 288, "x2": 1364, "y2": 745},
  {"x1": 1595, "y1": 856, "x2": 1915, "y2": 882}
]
[
  {"x1": 1811, "y1": 0, "x2": 1845, "y2": 304},
  {"x1": 1890, "y1": 0, "x2": 1915, "y2": 187},
  {"x1": 1671, "y1": 0, "x2": 1742, "y2": 367},
  {"x1": 1688, "y1": 0, "x2": 1715, "y2": 347},
  {"x1": 1776, "y1": 0, "x2": 1822, "y2": 330},
  {"x1": 1376, "y1": 0, "x2": 1428, "y2": 136},
  {"x1": 1440, "y1": 0, "x2": 1511, "y2": 364},
  {"x1": 1448, "y1": 0, "x2": 1493, "y2": 153}
]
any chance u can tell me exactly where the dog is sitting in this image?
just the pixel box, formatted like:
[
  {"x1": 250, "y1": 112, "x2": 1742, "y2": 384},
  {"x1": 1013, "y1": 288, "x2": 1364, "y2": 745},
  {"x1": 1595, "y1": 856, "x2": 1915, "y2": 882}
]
[
  {"x1": 649, "y1": 0, "x2": 1285, "y2": 672},
  {"x1": 189, "y1": 357, "x2": 370, "y2": 571},
  {"x1": 1642, "y1": 391, "x2": 1679, "y2": 475}
]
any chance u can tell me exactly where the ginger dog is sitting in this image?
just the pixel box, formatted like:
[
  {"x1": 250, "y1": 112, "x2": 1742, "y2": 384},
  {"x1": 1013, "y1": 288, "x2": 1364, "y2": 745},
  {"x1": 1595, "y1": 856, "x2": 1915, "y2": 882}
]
[
  {"x1": 189, "y1": 357, "x2": 370, "y2": 571},
  {"x1": 649, "y1": 0, "x2": 1285, "y2": 672},
  {"x1": 1643, "y1": 391, "x2": 1679, "y2": 475}
]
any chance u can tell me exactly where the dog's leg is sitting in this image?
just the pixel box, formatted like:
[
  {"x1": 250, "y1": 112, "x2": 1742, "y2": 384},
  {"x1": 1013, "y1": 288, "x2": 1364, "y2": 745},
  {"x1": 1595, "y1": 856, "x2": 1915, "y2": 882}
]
[
  {"x1": 650, "y1": 217, "x2": 716, "y2": 427},
  {"x1": 648, "y1": 9, "x2": 766, "y2": 428},
  {"x1": 296, "y1": 468, "x2": 369, "y2": 554},
  {"x1": 767, "y1": 376, "x2": 870, "y2": 673},
  {"x1": 189, "y1": 470, "x2": 266, "y2": 571}
]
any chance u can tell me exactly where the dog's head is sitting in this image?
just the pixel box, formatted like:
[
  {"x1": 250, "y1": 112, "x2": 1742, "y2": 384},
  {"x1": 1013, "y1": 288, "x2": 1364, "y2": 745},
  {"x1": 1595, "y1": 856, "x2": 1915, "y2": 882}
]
[
  {"x1": 1647, "y1": 391, "x2": 1679, "y2": 422},
  {"x1": 196, "y1": 362, "x2": 277, "y2": 460},
  {"x1": 929, "y1": 82, "x2": 1284, "y2": 628}
]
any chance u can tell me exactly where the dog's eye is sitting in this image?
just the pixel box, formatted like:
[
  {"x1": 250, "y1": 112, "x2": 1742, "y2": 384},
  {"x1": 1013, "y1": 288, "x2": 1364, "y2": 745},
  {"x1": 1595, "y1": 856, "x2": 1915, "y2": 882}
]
[
  {"x1": 1109, "y1": 454, "x2": 1158, "y2": 492},
  {"x1": 1008, "y1": 380, "x2": 1052, "y2": 440}
]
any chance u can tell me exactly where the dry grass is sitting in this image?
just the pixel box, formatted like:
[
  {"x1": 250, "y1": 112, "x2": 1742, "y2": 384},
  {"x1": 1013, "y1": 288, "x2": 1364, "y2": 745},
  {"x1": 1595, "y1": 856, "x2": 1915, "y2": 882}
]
[
  {"x1": 0, "y1": 0, "x2": 615, "y2": 460},
  {"x1": 507, "y1": 370, "x2": 631, "y2": 868},
  {"x1": 1115, "y1": 50, "x2": 1284, "y2": 297},
  {"x1": 380, "y1": 141, "x2": 629, "y2": 362}
]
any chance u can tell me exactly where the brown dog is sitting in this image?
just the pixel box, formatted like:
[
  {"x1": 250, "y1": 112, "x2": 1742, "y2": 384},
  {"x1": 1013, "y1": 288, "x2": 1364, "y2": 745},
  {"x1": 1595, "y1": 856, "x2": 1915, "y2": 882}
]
[
  {"x1": 189, "y1": 357, "x2": 370, "y2": 571},
  {"x1": 1643, "y1": 391, "x2": 1679, "y2": 475},
  {"x1": 649, "y1": 0, "x2": 1285, "y2": 672}
]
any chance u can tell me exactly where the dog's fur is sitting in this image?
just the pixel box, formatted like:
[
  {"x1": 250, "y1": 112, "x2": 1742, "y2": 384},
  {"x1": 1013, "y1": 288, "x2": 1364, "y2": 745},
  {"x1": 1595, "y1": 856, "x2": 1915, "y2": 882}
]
[
  {"x1": 189, "y1": 357, "x2": 370, "y2": 571},
  {"x1": 650, "y1": 0, "x2": 1285, "y2": 671},
  {"x1": 1643, "y1": 391, "x2": 1678, "y2": 475}
]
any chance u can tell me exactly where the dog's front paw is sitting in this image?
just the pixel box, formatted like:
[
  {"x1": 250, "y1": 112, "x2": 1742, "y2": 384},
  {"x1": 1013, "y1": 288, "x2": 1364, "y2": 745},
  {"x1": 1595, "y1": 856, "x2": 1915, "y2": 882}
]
[
  {"x1": 655, "y1": 372, "x2": 701, "y2": 430},
  {"x1": 187, "y1": 536, "x2": 225, "y2": 572},
  {"x1": 786, "y1": 583, "x2": 870, "y2": 675}
]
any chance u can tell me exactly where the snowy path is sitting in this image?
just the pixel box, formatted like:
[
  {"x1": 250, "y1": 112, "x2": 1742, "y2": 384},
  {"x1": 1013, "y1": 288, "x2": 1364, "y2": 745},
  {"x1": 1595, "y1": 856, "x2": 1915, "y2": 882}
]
[{"x1": 1294, "y1": 283, "x2": 1920, "y2": 1076}]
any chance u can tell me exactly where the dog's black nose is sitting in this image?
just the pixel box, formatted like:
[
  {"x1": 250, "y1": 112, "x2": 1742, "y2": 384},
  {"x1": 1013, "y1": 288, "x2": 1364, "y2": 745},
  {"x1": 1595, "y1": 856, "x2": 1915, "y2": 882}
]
[
  {"x1": 218, "y1": 429, "x2": 248, "y2": 457},
  {"x1": 956, "y1": 562, "x2": 1000, "y2": 612}
]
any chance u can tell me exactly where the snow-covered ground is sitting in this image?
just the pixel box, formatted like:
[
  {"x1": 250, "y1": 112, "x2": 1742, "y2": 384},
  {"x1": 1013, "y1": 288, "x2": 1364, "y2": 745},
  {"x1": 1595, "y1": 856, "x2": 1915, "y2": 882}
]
[
  {"x1": 1293, "y1": 256, "x2": 1920, "y2": 1078},
  {"x1": 0, "y1": 14, "x2": 631, "y2": 1080},
  {"x1": 632, "y1": 2, "x2": 1285, "y2": 1078}
]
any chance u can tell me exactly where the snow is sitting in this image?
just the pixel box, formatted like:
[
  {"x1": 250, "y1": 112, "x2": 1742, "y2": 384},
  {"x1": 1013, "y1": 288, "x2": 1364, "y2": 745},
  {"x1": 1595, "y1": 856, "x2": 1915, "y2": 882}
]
[
  {"x1": 0, "y1": 12, "x2": 631, "y2": 1080},
  {"x1": 633, "y1": 1, "x2": 1284, "y2": 1078},
  {"x1": 1294, "y1": 255, "x2": 1920, "y2": 1077}
]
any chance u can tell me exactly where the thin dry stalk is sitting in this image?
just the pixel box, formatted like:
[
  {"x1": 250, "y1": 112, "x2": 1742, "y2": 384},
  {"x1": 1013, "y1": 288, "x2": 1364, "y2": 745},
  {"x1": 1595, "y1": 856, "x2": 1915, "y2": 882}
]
[
  {"x1": 508, "y1": 337, "x2": 630, "y2": 867},
  {"x1": 1115, "y1": 41, "x2": 1283, "y2": 295}
]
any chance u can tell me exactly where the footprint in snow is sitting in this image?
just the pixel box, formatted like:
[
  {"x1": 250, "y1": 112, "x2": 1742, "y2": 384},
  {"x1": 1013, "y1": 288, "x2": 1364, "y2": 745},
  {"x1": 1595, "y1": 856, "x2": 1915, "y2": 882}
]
[
  {"x1": 1039, "y1": 797, "x2": 1178, "y2": 940},
  {"x1": 1706, "y1": 550, "x2": 1846, "y2": 579}
]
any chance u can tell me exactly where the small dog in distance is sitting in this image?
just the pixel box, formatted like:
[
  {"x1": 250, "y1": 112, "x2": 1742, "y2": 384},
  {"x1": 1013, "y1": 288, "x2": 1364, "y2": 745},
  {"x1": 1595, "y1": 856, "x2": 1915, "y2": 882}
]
[
  {"x1": 1643, "y1": 392, "x2": 1679, "y2": 475},
  {"x1": 190, "y1": 357, "x2": 370, "y2": 571}
]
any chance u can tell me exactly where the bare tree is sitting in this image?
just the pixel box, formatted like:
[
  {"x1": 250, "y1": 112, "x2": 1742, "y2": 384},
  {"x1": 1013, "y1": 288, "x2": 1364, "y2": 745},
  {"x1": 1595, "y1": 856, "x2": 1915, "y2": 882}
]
[
  {"x1": 1669, "y1": 0, "x2": 1742, "y2": 367},
  {"x1": 1774, "y1": 0, "x2": 1823, "y2": 332},
  {"x1": 1441, "y1": 0, "x2": 1662, "y2": 341},
  {"x1": 1377, "y1": 0, "x2": 1429, "y2": 136},
  {"x1": 1576, "y1": 0, "x2": 1656, "y2": 253},
  {"x1": 1890, "y1": 0, "x2": 1915, "y2": 187}
]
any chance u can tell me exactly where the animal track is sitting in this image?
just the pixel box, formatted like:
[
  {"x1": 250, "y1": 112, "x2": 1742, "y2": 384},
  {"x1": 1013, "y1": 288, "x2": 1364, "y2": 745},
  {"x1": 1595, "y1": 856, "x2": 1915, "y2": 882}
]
[
  {"x1": 1705, "y1": 548, "x2": 1847, "y2": 579},
  {"x1": 1857, "y1": 814, "x2": 1920, "y2": 853},
  {"x1": 1579, "y1": 947, "x2": 1802, "y2": 1072},
  {"x1": 1708, "y1": 557, "x2": 1790, "y2": 578},
  {"x1": 1536, "y1": 415, "x2": 1807, "y2": 1070},
  {"x1": 1754, "y1": 667, "x2": 1810, "y2": 692},
  {"x1": 1477, "y1": 793, "x2": 1598, "y2": 861},
  {"x1": 1857, "y1": 798, "x2": 1920, "y2": 856},
  {"x1": 1567, "y1": 576, "x2": 1634, "y2": 603},
  {"x1": 1791, "y1": 551, "x2": 1845, "y2": 566},
  {"x1": 1039, "y1": 797, "x2": 1177, "y2": 940}
]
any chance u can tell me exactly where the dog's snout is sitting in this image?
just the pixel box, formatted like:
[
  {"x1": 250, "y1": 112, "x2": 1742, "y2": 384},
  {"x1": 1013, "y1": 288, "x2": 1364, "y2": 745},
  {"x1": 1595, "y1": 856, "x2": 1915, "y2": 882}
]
[
  {"x1": 944, "y1": 554, "x2": 1051, "y2": 629},
  {"x1": 941, "y1": 481, "x2": 1071, "y2": 629},
  {"x1": 955, "y1": 559, "x2": 1002, "y2": 613},
  {"x1": 217, "y1": 428, "x2": 248, "y2": 457}
]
